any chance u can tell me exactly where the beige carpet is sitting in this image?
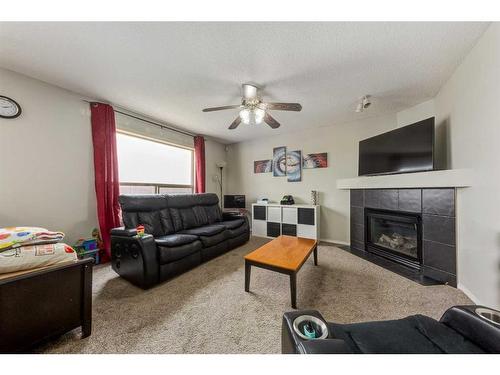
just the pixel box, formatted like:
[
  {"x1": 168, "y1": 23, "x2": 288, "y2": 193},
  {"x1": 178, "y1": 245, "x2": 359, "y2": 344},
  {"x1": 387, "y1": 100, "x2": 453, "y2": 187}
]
[{"x1": 37, "y1": 236, "x2": 471, "y2": 353}]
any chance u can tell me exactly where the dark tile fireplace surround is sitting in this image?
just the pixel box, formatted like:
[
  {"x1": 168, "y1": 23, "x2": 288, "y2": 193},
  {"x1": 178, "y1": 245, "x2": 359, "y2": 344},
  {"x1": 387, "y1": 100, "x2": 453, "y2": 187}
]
[{"x1": 350, "y1": 188, "x2": 457, "y2": 286}]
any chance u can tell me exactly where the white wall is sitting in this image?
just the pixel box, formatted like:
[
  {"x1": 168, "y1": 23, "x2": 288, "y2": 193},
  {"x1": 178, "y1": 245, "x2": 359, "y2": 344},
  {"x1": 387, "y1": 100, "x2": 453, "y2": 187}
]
[
  {"x1": 0, "y1": 68, "x2": 98, "y2": 243},
  {"x1": 0, "y1": 68, "x2": 228, "y2": 244},
  {"x1": 396, "y1": 99, "x2": 435, "y2": 128},
  {"x1": 389, "y1": 24, "x2": 500, "y2": 308},
  {"x1": 434, "y1": 24, "x2": 500, "y2": 308},
  {"x1": 204, "y1": 139, "x2": 227, "y2": 201},
  {"x1": 226, "y1": 24, "x2": 500, "y2": 308},
  {"x1": 226, "y1": 114, "x2": 397, "y2": 243}
]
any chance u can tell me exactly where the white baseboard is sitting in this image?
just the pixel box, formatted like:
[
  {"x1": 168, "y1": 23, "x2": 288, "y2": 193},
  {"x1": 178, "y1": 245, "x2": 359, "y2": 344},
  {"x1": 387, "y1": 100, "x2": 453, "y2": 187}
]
[{"x1": 457, "y1": 283, "x2": 481, "y2": 305}]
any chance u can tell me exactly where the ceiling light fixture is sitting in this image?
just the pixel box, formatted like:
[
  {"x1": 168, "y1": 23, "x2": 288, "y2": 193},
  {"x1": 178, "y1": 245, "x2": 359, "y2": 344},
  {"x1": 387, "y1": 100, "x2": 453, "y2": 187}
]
[
  {"x1": 239, "y1": 107, "x2": 265, "y2": 125},
  {"x1": 202, "y1": 83, "x2": 302, "y2": 130}
]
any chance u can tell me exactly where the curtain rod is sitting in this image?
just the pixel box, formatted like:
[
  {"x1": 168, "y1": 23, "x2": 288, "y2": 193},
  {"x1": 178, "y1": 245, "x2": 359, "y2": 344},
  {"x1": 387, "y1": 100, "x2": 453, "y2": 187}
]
[{"x1": 84, "y1": 99, "x2": 197, "y2": 138}]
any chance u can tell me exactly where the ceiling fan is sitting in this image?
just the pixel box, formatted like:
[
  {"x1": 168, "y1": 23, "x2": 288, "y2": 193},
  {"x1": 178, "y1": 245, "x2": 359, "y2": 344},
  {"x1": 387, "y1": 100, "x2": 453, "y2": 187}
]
[{"x1": 202, "y1": 83, "x2": 302, "y2": 130}]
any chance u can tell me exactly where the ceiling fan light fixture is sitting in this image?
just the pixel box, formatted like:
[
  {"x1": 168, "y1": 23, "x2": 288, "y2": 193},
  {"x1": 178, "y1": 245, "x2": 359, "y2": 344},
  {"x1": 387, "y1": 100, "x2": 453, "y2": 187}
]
[
  {"x1": 202, "y1": 83, "x2": 299, "y2": 130},
  {"x1": 239, "y1": 108, "x2": 251, "y2": 124},
  {"x1": 239, "y1": 108, "x2": 265, "y2": 125},
  {"x1": 254, "y1": 108, "x2": 265, "y2": 124}
]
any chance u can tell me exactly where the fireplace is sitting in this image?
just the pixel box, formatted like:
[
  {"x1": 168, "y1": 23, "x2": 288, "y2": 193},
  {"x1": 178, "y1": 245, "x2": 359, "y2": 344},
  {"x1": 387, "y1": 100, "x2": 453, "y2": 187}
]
[
  {"x1": 365, "y1": 208, "x2": 422, "y2": 270},
  {"x1": 351, "y1": 189, "x2": 457, "y2": 286}
]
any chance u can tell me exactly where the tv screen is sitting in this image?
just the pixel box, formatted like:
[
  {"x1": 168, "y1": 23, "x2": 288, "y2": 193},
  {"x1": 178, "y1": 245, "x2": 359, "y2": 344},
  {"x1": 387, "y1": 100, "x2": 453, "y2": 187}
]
[
  {"x1": 224, "y1": 195, "x2": 246, "y2": 209},
  {"x1": 358, "y1": 117, "x2": 435, "y2": 176}
]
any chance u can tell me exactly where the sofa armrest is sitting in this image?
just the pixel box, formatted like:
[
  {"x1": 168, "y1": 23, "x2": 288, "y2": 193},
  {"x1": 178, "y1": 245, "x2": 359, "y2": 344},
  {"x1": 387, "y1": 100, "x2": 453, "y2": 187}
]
[
  {"x1": 110, "y1": 233, "x2": 159, "y2": 289},
  {"x1": 222, "y1": 212, "x2": 250, "y2": 229},
  {"x1": 222, "y1": 212, "x2": 245, "y2": 220},
  {"x1": 110, "y1": 227, "x2": 137, "y2": 237},
  {"x1": 282, "y1": 310, "x2": 350, "y2": 354},
  {"x1": 440, "y1": 305, "x2": 500, "y2": 353}
]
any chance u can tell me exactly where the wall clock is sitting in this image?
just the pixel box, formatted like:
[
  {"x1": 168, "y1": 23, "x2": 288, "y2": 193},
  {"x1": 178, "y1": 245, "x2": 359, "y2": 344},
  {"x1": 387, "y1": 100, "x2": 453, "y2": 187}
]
[{"x1": 0, "y1": 95, "x2": 22, "y2": 119}]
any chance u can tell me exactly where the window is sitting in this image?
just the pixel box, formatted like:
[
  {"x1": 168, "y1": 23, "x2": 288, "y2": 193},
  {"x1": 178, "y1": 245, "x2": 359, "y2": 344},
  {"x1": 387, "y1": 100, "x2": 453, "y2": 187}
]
[{"x1": 116, "y1": 132, "x2": 194, "y2": 195}]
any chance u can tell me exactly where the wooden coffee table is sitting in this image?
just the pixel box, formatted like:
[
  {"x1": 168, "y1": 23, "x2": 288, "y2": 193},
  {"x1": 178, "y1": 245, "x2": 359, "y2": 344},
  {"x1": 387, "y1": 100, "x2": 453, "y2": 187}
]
[{"x1": 244, "y1": 235, "x2": 318, "y2": 309}]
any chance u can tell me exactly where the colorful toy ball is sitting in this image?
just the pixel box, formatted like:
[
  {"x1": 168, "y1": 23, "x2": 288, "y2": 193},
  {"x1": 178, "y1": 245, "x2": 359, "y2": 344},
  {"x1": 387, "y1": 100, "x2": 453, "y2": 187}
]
[{"x1": 136, "y1": 225, "x2": 145, "y2": 237}]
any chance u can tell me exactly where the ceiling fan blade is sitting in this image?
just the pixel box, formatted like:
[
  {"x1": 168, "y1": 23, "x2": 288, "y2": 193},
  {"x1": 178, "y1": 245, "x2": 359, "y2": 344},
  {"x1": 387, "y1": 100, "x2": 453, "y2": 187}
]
[
  {"x1": 202, "y1": 105, "x2": 241, "y2": 112},
  {"x1": 228, "y1": 116, "x2": 241, "y2": 130},
  {"x1": 264, "y1": 113, "x2": 280, "y2": 129},
  {"x1": 265, "y1": 102, "x2": 302, "y2": 111}
]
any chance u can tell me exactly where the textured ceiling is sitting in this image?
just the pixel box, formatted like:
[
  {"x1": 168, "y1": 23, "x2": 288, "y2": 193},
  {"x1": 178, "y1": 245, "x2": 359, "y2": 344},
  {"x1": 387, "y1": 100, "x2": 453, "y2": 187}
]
[{"x1": 0, "y1": 22, "x2": 489, "y2": 144}]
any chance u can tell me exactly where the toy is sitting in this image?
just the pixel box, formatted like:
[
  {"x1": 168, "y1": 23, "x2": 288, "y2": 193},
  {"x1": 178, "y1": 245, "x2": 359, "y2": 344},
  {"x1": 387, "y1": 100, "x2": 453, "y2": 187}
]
[
  {"x1": 82, "y1": 239, "x2": 97, "y2": 250},
  {"x1": 73, "y1": 229, "x2": 102, "y2": 264},
  {"x1": 136, "y1": 225, "x2": 145, "y2": 237},
  {"x1": 92, "y1": 228, "x2": 104, "y2": 250},
  {"x1": 83, "y1": 248, "x2": 100, "y2": 264},
  {"x1": 73, "y1": 238, "x2": 86, "y2": 257}
]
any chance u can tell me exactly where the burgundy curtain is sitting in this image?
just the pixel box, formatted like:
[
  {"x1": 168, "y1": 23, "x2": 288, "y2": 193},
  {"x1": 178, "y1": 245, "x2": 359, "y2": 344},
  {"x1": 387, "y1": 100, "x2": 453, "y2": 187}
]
[
  {"x1": 90, "y1": 103, "x2": 121, "y2": 262},
  {"x1": 194, "y1": 136, "x2": 206, "y2": 193}
]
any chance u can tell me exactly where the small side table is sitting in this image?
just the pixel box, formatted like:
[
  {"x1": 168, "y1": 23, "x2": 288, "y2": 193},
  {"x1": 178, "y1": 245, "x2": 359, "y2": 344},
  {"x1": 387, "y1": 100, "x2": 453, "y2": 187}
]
[{"x1": 0, "y1": 258, "x2": 93, "y2": 353}]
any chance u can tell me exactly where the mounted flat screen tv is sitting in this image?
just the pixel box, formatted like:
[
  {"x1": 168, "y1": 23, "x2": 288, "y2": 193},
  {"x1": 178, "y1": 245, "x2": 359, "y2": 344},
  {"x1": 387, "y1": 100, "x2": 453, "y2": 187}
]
[{"x1": 358, "y1": 117, "x2": 435, "y2": 176}]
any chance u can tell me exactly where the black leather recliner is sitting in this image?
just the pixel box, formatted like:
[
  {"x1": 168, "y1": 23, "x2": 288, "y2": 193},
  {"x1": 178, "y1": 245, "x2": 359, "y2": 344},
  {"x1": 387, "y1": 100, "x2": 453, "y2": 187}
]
[
  {"x1": 282, "y1": 305, "x2": 500, "y2": 354},
  {"x1": 110, "y1": 193, "x2": 250, "y2": 288}
]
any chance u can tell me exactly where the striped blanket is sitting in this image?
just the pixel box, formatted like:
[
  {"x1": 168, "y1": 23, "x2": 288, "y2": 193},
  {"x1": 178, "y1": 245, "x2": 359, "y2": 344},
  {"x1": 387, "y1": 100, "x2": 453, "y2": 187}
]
[{"x1": 0, "y1": 227, "x2": 65, "y2": 251}]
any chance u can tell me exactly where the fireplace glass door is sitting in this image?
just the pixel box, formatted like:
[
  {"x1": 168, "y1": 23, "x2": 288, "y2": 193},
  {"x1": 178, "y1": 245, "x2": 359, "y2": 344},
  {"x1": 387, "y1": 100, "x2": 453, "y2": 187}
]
[{"x1": 367, "y1": 211, "x2": 420, "y2": 261}]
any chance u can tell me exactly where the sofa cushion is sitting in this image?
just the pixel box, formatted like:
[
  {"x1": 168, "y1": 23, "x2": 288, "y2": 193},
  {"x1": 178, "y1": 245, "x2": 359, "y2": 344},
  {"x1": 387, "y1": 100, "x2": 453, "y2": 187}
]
[
  {"x1": 226, "y1": 223, "x2": 248, "y2": 238},
  {"x1": 157, "y1": 239, "x2": 202, "y2": 264},
  {"x1": 165, "y1": 194, "x2": 197, "y2": 208},
  {"x1": 179, "y1": 208, "x2": 198, "y2": 229},
  {"x1": 329, "y1": 315, "x2": 485, "y2": 354},
  {"x1": 137, "y1": 211, "x2": 164, "y2": 237},
  {"x1": 159, "y1": 208, "x2": 175, "y2": 234},
  {"x1": 205, "y1": 204, "x2": 223, "y2": 224},
  {"x1": 193, "y1": 193, "x2": 219, "y2": 206},
  {"x1": 193, "y1": 206, "x2": 209, "y2": 226},
  {"x1": 181, "y1": 225, "x2": 228, "y2": 247},
  {"x1": 120, "y1": 194, "x2": 169, "y2": 232},
  {"x1": 169, "y1": 208, "x2": 184, "y2": 232},
  {"x1": 197, "y1": 230, "x2": 229, "y2": 247},
  {"x1": 122, "y1": 211, "x2": 139, "y2": 229},
  {"x1": 181, "y1": 224, "x2": 225, "y2": 237},
  {"x1": 155, "y1": 234, "x2": 199, "y2": 247},
  {"x1": 220, "y1": 218, "x2": 245, "y2": 230}
]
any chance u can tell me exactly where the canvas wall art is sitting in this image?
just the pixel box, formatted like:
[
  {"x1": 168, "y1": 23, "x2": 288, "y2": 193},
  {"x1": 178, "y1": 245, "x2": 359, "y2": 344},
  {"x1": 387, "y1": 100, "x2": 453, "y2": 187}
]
[
  {"x1": 254, "y1": 159, "x2": 272, "y2": 173},
  {"x1": 286, "y1": 150, "x2": 302, "y2": 182},
  {"x1": 303, "y1": 152, "x2": 328, "y2": 169},
  {"x1": 272, "y1": 146, "x2": 287, "y2": 177}
]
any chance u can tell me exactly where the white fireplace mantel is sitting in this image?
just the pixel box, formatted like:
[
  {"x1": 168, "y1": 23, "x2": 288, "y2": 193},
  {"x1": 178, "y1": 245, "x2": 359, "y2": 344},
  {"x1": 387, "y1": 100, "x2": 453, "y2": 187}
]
[{"x1": 337, "y1": 169, "x2": 473, "y2": 190}]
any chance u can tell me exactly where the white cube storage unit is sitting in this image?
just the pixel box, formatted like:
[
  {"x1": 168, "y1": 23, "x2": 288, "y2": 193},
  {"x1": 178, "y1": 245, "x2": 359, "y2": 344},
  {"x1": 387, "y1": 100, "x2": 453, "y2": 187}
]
[
  {"x1": 267, "y1": 206, "x2": 282, "y2": 223},
  {"x1": 282, "y1": 207, "x2": 298, "y2": 224},
  {"x1": 251, "y1": 203, "x2": 320, "y2": 240}
]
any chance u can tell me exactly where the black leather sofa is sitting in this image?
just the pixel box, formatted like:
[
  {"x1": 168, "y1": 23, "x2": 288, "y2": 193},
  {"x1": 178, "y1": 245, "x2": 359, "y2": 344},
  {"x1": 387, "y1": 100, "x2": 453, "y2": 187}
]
[
  {"x1": 110, "y1": 193, "x2": 249, "y2": 288},
  {"x1": 282, "y1": 305, "x2": 500, "y2": 354}
]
